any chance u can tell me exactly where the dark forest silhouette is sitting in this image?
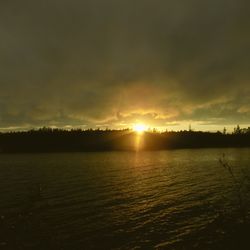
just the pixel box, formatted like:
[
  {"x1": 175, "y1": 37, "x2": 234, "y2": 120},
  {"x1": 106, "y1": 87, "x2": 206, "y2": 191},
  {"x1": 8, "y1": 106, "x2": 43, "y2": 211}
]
[{"x1": 1, "y1": 125, "x2": 250, "y2": 153}]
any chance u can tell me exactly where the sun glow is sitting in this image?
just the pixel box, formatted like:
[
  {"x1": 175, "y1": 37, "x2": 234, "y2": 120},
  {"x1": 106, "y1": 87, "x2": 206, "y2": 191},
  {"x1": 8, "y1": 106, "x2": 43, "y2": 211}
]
[{"x1": 133, "y1": 123, "x2": 147, "y2": 134}]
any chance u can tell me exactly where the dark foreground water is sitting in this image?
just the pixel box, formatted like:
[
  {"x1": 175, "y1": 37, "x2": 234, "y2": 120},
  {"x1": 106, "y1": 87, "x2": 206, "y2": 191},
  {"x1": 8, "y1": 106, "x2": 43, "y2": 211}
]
[{"x1": 0, "y1": 148, "x2": 250, "y2": 249}]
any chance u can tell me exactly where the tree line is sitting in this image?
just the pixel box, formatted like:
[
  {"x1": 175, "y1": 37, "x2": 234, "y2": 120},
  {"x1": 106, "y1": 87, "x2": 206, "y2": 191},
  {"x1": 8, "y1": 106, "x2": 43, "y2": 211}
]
[{"x1": 0, "y1": 126, "x2": 250, "y2": 153}]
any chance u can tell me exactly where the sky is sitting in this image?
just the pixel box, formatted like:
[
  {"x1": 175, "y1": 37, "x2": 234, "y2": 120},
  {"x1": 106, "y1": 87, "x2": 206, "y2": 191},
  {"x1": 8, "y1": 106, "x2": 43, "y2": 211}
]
[{"x1": 0, "y1": 0, "x2": 250, "y2": 132}]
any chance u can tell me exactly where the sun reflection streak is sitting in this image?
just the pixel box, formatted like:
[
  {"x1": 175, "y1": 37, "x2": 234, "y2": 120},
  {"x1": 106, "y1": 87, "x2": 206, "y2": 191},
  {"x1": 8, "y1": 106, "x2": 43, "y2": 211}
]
[{"x1": 134, "y1": 132, "x2": 144, "y2": 151}]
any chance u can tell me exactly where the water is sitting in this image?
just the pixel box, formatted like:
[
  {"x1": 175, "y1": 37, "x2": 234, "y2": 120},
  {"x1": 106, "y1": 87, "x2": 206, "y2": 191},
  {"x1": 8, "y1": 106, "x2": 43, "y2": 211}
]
[{"x1": 0, "y1": 148, "x2": 250, "y2": 249}]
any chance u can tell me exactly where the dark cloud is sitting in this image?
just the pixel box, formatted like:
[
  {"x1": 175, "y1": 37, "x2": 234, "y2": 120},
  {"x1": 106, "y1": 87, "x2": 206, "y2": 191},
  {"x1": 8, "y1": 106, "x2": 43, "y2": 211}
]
[{"x1": 0, "y1": 0, "x2": 250, "y2": 131}]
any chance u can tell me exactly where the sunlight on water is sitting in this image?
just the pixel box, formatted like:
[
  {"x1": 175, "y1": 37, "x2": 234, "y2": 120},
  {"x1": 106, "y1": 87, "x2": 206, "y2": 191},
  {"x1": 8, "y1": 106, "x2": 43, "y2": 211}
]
[
  {"x1": 134, "y1": 133, "x2": 144, "y2": 151},
  {"x1": 0, "y1": 148, "x2": 250, "y2": 249}
]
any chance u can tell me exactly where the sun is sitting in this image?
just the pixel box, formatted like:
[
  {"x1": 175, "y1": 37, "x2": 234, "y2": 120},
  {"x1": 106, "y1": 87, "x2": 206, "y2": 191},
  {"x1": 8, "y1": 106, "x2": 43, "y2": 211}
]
[{"x1": 133, "y1": 123, "x2": 147, "y2": 134}]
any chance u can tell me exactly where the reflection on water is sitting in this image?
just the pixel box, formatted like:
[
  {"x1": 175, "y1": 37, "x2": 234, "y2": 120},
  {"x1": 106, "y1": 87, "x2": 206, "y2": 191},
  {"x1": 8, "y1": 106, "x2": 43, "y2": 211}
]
[{"x1": 0, "y1": 148, "x2": 250, "y2": 249}]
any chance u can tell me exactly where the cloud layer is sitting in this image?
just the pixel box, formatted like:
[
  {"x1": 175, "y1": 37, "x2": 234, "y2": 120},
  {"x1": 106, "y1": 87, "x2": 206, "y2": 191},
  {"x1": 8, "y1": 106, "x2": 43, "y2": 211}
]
[{"x1": 1, "y1": 0, "x2": 250, "y2": 131}]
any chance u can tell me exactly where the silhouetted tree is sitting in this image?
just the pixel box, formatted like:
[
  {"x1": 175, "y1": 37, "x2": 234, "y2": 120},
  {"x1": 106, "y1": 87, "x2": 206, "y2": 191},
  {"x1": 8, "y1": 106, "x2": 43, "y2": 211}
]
[
  {"x1": 223, "y1": 127, "x2": 227, "y2": 135},
  {"x1": 234, "y1": 125, "x2": 241, "y2": 134}
]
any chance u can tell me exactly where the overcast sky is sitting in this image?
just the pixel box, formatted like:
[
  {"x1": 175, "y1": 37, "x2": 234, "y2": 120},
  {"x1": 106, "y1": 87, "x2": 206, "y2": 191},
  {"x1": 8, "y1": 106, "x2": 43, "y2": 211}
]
[{"x1": 0, "y1": 0, "x2": 250, "y2": 131}]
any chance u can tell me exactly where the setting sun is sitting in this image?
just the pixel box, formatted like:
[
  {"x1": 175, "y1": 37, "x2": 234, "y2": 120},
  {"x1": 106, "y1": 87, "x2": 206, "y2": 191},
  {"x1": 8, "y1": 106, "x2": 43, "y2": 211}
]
[{"x1": 133, "y1": 123, "x2": 147, "y2": 133}]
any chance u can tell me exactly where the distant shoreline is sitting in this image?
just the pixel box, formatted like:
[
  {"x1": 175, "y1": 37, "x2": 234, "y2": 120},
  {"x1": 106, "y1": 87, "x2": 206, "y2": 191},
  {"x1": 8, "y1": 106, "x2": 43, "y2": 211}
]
[
  {"x1": 1, "y1": 128, "x2": 250, "y2": 153},
  {"x1": 1, "y1": 147, "x2": 250, "y2": 155}
]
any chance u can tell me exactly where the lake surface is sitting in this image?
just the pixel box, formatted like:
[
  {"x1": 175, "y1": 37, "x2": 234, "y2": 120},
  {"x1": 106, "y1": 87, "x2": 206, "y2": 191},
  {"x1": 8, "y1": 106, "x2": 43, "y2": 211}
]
[{"x1": 0, "y1": 148, "x2": 250, "y2": 249}]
